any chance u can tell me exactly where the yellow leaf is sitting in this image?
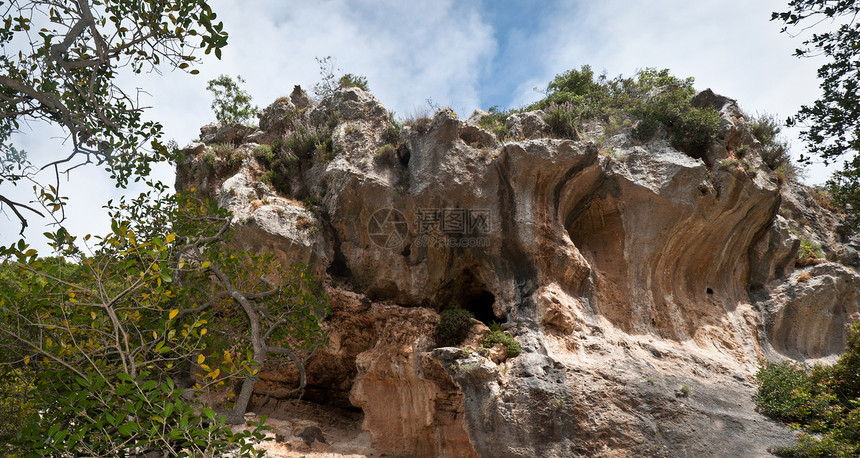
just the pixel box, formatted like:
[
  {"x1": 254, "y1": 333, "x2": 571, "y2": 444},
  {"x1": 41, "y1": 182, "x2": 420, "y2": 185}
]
[
  {"x1": 197, "y1": 354, "x2": 205, "y2": 364},
  {"x1": 165, "y1": 233, "x2": 175, "y2": 243},
  {"x1": 200, "y1": 328, "x2": 207, "y2": 336},
  {"x1": 201, "y1": 364, "x2": 211, "y2": 372},
  {"x1": 201, "y1": 261, "x2": 211, "y2": 269},
  {"x1": 90, "y1": 311, "x2": 97, "y2": 320},
  {"x1": 208, "y1": 368, "x2": 220, "y2": 379},
  {"x1": 23, "y1": 356, "x2": 29, "y2": 364},
  {"x1": 168, "y1": 309, "x2": 179, "y2": 320},
  {"x1": 46, "y1": 338, "x2": 52, "y2": 347}
]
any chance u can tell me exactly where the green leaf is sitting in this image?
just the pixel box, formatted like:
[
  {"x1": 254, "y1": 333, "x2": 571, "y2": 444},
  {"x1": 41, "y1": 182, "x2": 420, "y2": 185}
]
[
  {"x1": 118, "y1": 424, "x2": 133, "y2": 436},
  {"x1": 202, "y1": 407, "x2": 216, "y2": 420}
]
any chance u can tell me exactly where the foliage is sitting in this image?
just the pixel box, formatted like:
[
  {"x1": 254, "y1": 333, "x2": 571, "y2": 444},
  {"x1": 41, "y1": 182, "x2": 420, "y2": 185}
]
[
  {"x1": 338, "y1": 74, "x2": 369, "y2": 91},
  {"x1": 543, "y1": 102, "x2": 581, "y2": 139},
  {"x1": 254, "y1": 119, "x2": 335, "y2": 197},
  {"x1": 374, "y1": 143, "x2": 399, "y2": 168},
  {"x1": 827, "y1": 156, "x2": 860, "y2": 230},
  {"x1": 477, "y1": 106, "x2": 511, "y2": 141},
  {"x1": 206, "y1": 74, "x2": 258, "y2": 125},
  {"x1": 435, "y1": 309, "x2": 474, "y2": 347},
  {"x1": 0, "y1": 0, "x2": 228, "y2": 231},
  {"x1": 0, "y1": 368, "x2": 33, "y2": 444},
  {"x1": 0, "y1": 179, "x2": 328, "y2": 455},
  {"x1": 481, "y1": 329, "x2": 521, "y2": 358},
  {"x1": 531, "y1": 66, "x2": 720, "y2": 158},
  {"x1": 749, "y1": 113, "x2": 802, "y2": 183},
  {"x1": 312, "y1": 56, "x2": 369, "y2": 98},
  {"x1": 797, "y1": 238, "x2": 825, "y2": 266},
  {"x1": 755, "y1": 322, "x2": 860, "y2": 456},
  {"x1": 773, "y1": 2, "x2": 860, "y2": 231}
]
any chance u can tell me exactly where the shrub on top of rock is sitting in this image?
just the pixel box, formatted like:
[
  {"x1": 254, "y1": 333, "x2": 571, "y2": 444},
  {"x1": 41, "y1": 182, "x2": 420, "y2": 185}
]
[
  {"x1": 525, "y1": 66, "x2": 721, "y2": 158},
  {"x1": 435, "y1": 309, "x2": 474, "y2": 347},
  {"x1": 481, "y1": 329, "x2": 521, "y2": 358}
]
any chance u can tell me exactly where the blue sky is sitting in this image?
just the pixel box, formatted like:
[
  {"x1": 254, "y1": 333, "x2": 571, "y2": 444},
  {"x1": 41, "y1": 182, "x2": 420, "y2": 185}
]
[{"x1": 0, "y1": 0, "x2": 835, "y2": 250}]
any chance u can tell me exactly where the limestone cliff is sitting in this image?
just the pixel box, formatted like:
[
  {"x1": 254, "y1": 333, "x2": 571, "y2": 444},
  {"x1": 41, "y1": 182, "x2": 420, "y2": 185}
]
[{"x1": 176, "y1": 85, "x2": 860, "y2": 457}]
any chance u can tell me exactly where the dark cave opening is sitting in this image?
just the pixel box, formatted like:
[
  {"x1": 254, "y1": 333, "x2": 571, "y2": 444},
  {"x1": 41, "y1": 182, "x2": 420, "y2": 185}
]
[
  {"x1": 437, "y1": 269, "x2": 500, "y2": 325},
  {"x1": 460, "y1": 287, "x2": 498, "y2": 325}
]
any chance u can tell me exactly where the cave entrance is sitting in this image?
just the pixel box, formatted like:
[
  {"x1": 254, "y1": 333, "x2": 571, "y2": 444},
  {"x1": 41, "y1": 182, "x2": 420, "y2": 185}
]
[
  {"x1": 462, "y1": 289, "x2": 497, "y2": 324},
  {"x1": 451, "y1": 269, "x2": 498, "y2": 325}
]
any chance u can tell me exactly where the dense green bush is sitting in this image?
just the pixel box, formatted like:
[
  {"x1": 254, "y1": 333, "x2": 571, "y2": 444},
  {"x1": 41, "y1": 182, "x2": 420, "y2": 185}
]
[
  {"x1": 543, "y1": 102, "x2": 581, "y2": 139},
  {"x1": 435, "y1": 309, "x2": 474, "y2": 347},
  {"x1": 338, "y1": 73, "x2": 369, "y2": 91},
  {"x1": 755, "y1": 323, "x2": 860, "y2": 456},
  {"x1": 528, "y1": 66, "x2": 720, "y2": 156},
  {"x1": 0, "y1": 369, "x2": 33, "y2": 445},
  {"x1": 481, "y1": 329, "x2": 521, "y2": 358}
]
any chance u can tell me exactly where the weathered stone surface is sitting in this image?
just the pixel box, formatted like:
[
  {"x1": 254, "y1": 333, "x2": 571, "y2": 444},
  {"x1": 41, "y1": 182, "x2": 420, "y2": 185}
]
[
  {"x1": 348, "y1": 303, "x2": 478, "y2": 458},
  {"x1": 505, "y1": 111, "x2": 550, "y2": 139},
  {"x1": 199, "y1": 122, "x2": 253, "y2": 144},
  {"x1": 176, "y1": 86, "x2": 860, "y2": 457},
  {"x1": 762, "y1": 263, "x2": 860, "y2": 362}
]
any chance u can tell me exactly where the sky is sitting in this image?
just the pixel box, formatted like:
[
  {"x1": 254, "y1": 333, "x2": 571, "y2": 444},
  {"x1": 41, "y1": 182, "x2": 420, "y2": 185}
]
[{"x1": 0, "y1": 0, "x2": 836, "y2": 252}]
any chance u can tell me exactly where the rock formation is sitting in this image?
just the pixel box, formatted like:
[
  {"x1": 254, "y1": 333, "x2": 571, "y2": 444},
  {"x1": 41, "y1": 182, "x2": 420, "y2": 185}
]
[{"x1": 177, "y1": 85, "x2": 860, "y2": 457}]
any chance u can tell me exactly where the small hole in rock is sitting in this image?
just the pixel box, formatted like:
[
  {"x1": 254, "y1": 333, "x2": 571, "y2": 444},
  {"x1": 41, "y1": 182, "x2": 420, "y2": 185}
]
[{"x1": 706, "y1": 288, "x2": 714, "y2": 295}]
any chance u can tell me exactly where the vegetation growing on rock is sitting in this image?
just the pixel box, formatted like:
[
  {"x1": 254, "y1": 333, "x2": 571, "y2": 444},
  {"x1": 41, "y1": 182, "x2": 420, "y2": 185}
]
[
  {"x1": 435, "y1": 309, "x2": 474, "y2": 347},
  {"x1": 529, "y1": 66, "x2": 721, "y2": 158},
  {"x1": 756, "y1": 322, "x2": 860, "y2": 457}
]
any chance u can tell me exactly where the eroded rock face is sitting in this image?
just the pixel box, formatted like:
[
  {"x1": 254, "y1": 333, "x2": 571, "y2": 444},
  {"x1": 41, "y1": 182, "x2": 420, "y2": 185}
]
[
  {"x1": 177, "y1": 86, "x2": 860, "y2": 457},
  {"x1": 762, "y1": 263, "x2": 860, "y2": 361}
]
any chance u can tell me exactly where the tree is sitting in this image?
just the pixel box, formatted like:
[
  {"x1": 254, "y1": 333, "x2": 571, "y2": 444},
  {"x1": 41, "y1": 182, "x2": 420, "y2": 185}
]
[
  {"x1": 773, "y1": 1, "x2": 860, "y2": 227},
  {"x1": 0, "y1": 0, "x2": 228, "y2": 233},
  {"x1": 206, "y1": 74, "x2": 257, "y2": 125},
  {"x1": 0, "y1": 180, "x2": 328, "y2": 455}
]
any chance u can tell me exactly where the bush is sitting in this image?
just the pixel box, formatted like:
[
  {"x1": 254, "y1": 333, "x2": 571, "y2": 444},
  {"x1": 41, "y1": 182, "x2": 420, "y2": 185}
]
[
  {"x1": 750, "y1": 113, "x2": 802, "y2": 183},
  {"x1": 543, "y1": 102, "x2": 581, "y2": 139},
  {"x1": 531, "y1": 66, "x2": 720, "y2": 157},
  {"x1": 374, "y1": 143, "x2": 399, "y2": 168},
  {"x1": 755, "y1": 361, "x2": 817, "y2": 422},
  {"x1": 253, "y1": 120, "x2": 335, "y2": 197},
  {"x1": 435, "y1": 309, "x2": 474, "y2": 347},
  {"x1": 755, "y1": 323, "x2": 860, "y2": 456},
  {"x1": 797, "y1": 239, "x2": 825, "y2": 266},
  {"x1": 478, "y1": 106, "x2": 511, "y2": 140},
  {"x1": 481, "y1": 330, "x2": 521, "y2": 358},
  {"x1": 338, "y1": 73, "x2": 369, "y2": 91},
  {"x1": 0, "y1": 369, "x2": 33, "y2": 445}
]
